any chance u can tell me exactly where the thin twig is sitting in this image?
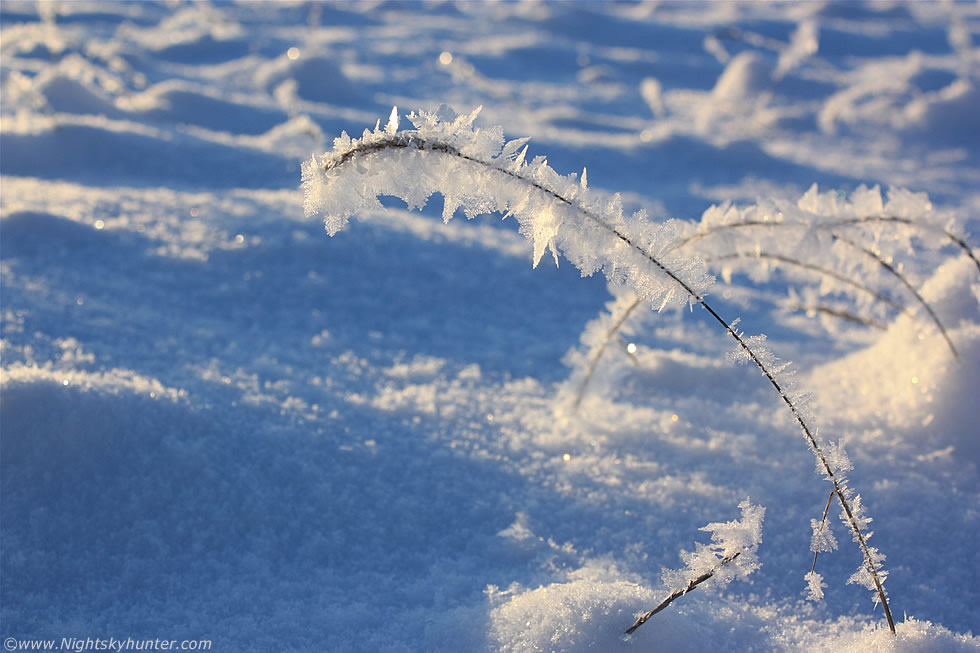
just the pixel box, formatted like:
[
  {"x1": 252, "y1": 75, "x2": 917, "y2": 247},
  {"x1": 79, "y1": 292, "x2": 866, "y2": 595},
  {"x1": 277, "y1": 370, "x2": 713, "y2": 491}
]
[
  {"x1": 676, "y1": 222, "x2": 960, "y2": 359},
  {"x1": 833, "y1": 234, "x2": 958, "y2": 359},
  {"x1": 811, "y1": 489, "x2": 837, "y2": 573},
  {"x1": 833, "y1": 215, "x2": 980, "y2": 275},
  {"x1": 705, "y1": 251, "x2": 910, "y2": 316},
  {"x1": 572, "y1": 296, "x2": 644, "y2": 410},
  {"x1": 573, "y1": 262, "x2": 889, "y2": 412},
  {"x1": 572, "y1": 296, "x2": 883, "y2": 414},
  {"x1": 625, "y1": 552, "x2": 741, "y2": 636},
  {"x1": 674, "y1": 216, "x2": 979, "y2": 273},
  {"x1": 785, "y1": 304, "x2": 888, "y2": 331}
]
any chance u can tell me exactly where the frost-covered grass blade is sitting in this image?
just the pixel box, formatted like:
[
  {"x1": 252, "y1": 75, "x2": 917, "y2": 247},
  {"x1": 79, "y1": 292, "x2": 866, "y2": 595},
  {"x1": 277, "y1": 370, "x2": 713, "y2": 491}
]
[{"x1": 302, "y1": 105, "x2": 899, "y2": 633}]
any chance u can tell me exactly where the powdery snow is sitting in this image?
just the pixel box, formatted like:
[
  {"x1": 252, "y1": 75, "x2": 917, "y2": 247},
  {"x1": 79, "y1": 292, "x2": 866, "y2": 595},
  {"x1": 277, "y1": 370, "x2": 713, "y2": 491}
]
[{"x1": 2, "y1": 1, "x2": 979, "y2": 652}]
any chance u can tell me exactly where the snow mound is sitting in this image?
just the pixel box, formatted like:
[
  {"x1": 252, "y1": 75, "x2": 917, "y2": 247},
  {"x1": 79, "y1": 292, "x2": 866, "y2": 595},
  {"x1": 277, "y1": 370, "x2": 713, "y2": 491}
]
[
  {"x1": 810, "y1": 255, "x2": 980, "y2": 463},
  {"x1": 782, "y1": 617, "x2": 980, "y2": 653},
  {"x1": 487, "y1": 562, "x2": 767, "y2": 653}
]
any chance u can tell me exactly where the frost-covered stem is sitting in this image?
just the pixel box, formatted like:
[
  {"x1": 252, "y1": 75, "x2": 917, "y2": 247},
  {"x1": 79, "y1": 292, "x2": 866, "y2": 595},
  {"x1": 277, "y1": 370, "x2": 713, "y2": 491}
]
[
  {"x1": 575, "y1": 288, "x2": 884, "y2": 413},
  {"x1": 675, "y1": 216, "x2": 979, "y2": 273},
  {"x1": 811, "y1": 489, "x2": 836, "y2": 573},
  {"x1": 317, "y1": 132, "x2": 896, "y2": 634},
  {"x1": 572, "y1": 251, "x2": 895, "y2": 409},
  {"x1": 832, "y1": 216, "x2": 980, "y2": 274},
  {"x1": 574, "y1": 295, "x2": 881, "y2": 413},
  {"x1": 786, "y1": 304, "x2": 888, "y2": 330},
  {"x1": 705, "y1": 251, "x2": 911, "y2": 316},
  {"x1": 323, "y1": 133, "x2": 566, "y2": 209},
  {"x1": 572, "y1": 296, "x2": 644, "y2": 411},
  {"x1": 836, "y1": 489, "x2": 896, "y2": 632},
  {"x1": 834, "y1": 234, "x2": 959, "y2": 360},
  {"x1": 701, "y1": 289, "x2": 895, "y2": 634},
  {"x1": 625, "y1": 552, "x2": 741, "y2": 636},
  {"x1": 525, "y1": 169, "x2": 902, "y2": 635},
  {"x1": 677, "y1": 222, "x2": 959, "y2": 359}
]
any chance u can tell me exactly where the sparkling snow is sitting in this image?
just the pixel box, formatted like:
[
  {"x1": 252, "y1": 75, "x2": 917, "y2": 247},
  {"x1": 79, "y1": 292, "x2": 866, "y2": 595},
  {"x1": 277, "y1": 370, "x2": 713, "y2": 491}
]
[{"x1": 2, "y1": 2, "x2": 978, "y2": 651}]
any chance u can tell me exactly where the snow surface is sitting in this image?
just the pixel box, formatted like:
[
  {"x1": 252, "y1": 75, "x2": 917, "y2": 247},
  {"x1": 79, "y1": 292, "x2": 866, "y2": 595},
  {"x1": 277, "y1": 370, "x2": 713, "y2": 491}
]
[{"x1": 2, "y1": 1, "x2": 979, "y2": 651}]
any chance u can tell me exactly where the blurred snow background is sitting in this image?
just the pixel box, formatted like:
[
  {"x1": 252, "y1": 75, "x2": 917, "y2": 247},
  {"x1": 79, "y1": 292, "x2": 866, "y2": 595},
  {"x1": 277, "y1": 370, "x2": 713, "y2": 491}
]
[{"x1": 1, "y1": 1, "x2": 978, "y2": 651}]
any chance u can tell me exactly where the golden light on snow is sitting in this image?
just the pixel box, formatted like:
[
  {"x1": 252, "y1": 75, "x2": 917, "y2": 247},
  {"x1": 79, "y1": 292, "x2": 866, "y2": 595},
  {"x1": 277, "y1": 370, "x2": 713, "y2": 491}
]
[
  {"x1": 439, "y1": 51, "x2": 453, "y2": 65},
  {"x1": 562, "y1": 453, "x2": 571, "y2": 462},
  {"x1": 287, "y1": 47, "x2": 301, "y2": 60}
]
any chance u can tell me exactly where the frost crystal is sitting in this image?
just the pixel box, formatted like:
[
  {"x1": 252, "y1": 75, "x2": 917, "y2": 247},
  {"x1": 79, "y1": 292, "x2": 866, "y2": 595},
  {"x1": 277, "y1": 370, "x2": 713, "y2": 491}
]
[
  {"x1": 810, "y1": 517, "x2": 838, "y2": 554},
  {"x1": 848, "y1": 546, "x2": 889, "y2": 595},
  {"x1": 823, "y1": 438, "x2": 854, "y2": 477},
  {"x1": 301, "y1": 105, "x2": 714, "y2": 312},
  {"x1": 677, "y1": 182, "x2": 961, "y2": 346},
  {"x1": 662, "y1": 499, "x2": 765, "y2": 594},
  {"x1": 804, "y1": 571, "x2": 827, "y2": 602}
]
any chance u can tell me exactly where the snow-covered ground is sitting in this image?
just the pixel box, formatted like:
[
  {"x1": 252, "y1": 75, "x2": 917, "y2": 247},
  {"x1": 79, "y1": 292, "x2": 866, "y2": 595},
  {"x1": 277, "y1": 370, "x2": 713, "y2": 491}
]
[{"x1": 2, "y1": 1, "x2": 978, "y2": 651}]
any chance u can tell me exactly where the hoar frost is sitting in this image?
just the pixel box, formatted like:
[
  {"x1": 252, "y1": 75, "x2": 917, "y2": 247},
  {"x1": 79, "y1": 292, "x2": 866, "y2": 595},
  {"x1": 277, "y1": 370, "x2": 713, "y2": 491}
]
[
  {"x1": 661, "y1": 499, "x2": 766, "y2": 593},
  {"x1": 805, "y1": 571, "x2": 828, "y2": 602},
  {"x1": 301, "y1": 105, "x2": 714, "y2": 313},
  {"x1": 304, "y1": 106, "x2": 897, "y2": 632}
]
